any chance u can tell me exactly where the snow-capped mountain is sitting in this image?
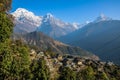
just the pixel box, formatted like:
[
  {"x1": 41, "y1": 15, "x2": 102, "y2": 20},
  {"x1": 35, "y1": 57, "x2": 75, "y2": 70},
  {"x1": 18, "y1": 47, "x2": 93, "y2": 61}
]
[
  {"x1": 12, "y1": 8, "x2": 42, "y2": 26},
  {"x1": 58, "y1": 18, "x2": 120, "y2": 64},
  {"x1": 37, "y1": 13, "x2": 78, "y2": 39},
  {"x1": 72, "y1": 23, "x2": 80, "y2": 29},
  {"x1": 73, "y1": 21, "x2": 91, "y2": 29},
  {"x1": 94, "y1": 14, "x2": 112, "y2": 22},
  {"x1": 12, "y1": 8, "x2": 42, "y2": 34},
  {"x1": 12, "y1": 8, "x2": 80, "y2": 36}
]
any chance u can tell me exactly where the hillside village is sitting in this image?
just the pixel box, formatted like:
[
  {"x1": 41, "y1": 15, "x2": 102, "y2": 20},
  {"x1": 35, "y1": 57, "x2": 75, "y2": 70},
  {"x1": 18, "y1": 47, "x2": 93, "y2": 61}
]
[{"x1": 30, "y1": 49, "x2": 119, "y2": 80}]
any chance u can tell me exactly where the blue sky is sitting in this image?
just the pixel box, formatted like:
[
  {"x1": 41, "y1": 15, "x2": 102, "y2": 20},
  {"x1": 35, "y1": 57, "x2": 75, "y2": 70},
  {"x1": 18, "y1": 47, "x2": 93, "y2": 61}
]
[{"x1": 11, "y1": 0, "x2": 120, "y2": 23}]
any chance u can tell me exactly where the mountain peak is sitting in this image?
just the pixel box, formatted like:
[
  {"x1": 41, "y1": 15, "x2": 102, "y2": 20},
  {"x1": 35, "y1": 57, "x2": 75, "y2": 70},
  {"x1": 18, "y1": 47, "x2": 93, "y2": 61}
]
[
  {"x1": 37, "y1": 14, "x2": 78, "y2": 38},
  {"x1": 100, "y1": 13, "x2": 106, "y2": 19},
  {"x1": 12, "y1": 8, "x2": 42, "y2": 27},
  {"x1": 43, "y1": 13, "x2": 54, "y2": 19},
  {"x1": 12, "y1": 8, "x2": 34, "y2": 17},
  {"x1": 14, "y1": 8, "x2": 29, "y2": 13},
  {"x1": 94, "y1": 13, "x2": 112, "y2": 22},
  {"x1": 46, "y1": 13, "x2": 54, "y2": 18}
]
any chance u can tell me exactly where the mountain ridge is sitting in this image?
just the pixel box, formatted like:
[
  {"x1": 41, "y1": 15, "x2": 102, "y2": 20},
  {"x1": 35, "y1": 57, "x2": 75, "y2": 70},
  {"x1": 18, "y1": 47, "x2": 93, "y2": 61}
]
[
  {"x1": 58, "y1": 20, "x2": 120, "y2": 64},
  {"x1": 12, "y1": 8, "x2": 84, "y2": 37},
  {"x1": 12, "y1": 31, "x2": 99, "y2": 60},
  {"x1": 36, "y1": 13, "x2": 78, "y2": 38}
]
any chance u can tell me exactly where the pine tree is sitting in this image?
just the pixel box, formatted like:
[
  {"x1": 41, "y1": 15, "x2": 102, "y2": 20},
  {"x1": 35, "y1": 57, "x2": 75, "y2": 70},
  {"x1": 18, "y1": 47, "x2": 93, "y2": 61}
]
[
  {"x1": 31, "y1": 58, "x2": 50, "y2": 80},
  {"x1": 77, "y1": 66, "x2": 95, "y2": 80},
  {"x1": 59, "y1": 67, "x2": 76, "y2": 80},
  {"x1": 0, "y1": 11, "x2": 14, "y2": 80},
  {"x1": 0, "y1": 12, "x2": 13, "y2": 43}
]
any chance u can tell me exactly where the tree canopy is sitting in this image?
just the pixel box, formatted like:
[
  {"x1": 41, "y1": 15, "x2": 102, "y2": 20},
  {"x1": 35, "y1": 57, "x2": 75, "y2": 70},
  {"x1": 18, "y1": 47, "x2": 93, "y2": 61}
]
[{"x1": 0, "y1": 0, "x2": 12, "y2": 12}]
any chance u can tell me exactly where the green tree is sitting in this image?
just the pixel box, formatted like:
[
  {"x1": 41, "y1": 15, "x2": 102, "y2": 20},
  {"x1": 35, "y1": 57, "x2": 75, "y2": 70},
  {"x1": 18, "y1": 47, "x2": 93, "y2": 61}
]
[
  {"x1": 0, "y1": 0, "x2": 32, "y2": 79},
  {"x1": 77, "y1": 66, "x2": 95, "y2": 80},
  {"x1": 10, "y1": 40, "x2": 31, "y2": 79},
  {"x1": 98, "y1": 72, "x2": 109, "y2": 80},
  {"x1": 0, "y1": 9, "x2": 14, "y2": 79},
  {"x1": 0, "y1": 40, "x2": 31, "y2": 79},
  {"x1": 59, "y1": 67, "x2": 76, "y2": 80},
  {"x1": 0, "y1": 12, "x2": 13, "y2": 43},
  {"x1": 31, "y1": 58, "x2": 50, "y2": 80},
  {"x1": 0, "y1": 41, "x2": 13, "y2": 79}
]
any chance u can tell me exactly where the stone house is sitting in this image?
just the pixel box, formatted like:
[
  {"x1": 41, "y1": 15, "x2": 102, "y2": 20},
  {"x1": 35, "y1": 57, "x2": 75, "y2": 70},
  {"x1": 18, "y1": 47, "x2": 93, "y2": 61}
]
[{"x1": 56, "y1": 54, "x2": 63, "y2": 61}]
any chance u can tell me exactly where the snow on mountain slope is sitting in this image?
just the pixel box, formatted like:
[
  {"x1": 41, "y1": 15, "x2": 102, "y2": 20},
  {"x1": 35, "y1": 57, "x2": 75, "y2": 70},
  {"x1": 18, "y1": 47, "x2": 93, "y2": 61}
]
[
  {"x1": 94, "y1": 14, "x2": 112, "y2": 22},
  {"x1": 12, "y1": 8, "x2": 42, "y2": 26},
  {"x1": 37, "y1": 13, "x2": 78, "y2": 39},
  {"x1": 12, "y1": 8, "x2": 80, "y2": 35},
  {"x1": 12, "y1": 8, "x2": 42, "y2": 34},
  {"x1": 42, "y1": 13, "x2": 68, "y2": 28}
]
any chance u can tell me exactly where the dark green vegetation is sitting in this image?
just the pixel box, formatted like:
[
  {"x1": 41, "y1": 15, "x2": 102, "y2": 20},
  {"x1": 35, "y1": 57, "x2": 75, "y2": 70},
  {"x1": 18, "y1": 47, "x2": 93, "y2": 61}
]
[
  {"x1": 59, "y1": 64, "x2": 120, "y2": 80},
  {"x1": 0, "y1": 12, "x2": 50, "y2": 79},
  {"x1": 58, "y1": 20, "x2": 120, "y2": 65},
  {"x1": 59, "y1": 67, "x2": 76, "y2": 80},
  {"x1": 30, "y1": 58, "x2": 50, "y2": 80},
  {"x1": 0, "y1": 12, "x2": 13, "y2": 42},
  {"x1": 0, "y1": 3, "x2": 50, "y2": 79}
]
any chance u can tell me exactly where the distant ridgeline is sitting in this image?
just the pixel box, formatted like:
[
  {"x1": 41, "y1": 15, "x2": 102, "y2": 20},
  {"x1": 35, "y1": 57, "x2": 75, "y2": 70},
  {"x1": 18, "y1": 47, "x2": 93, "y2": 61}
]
[{"x1": 58, "y1": 20, "x2": 120, "y2": 65}]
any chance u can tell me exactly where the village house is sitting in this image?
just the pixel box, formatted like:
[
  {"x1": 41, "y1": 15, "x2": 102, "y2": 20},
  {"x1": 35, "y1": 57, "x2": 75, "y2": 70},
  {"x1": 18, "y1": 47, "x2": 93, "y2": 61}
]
[
  {"x1": 30, "y1": 49, "x2": 37, "y2": 60},
  {"x1": 56, "y1": 54, "x2": 63, "y2": 61},
  {"x1": 73, "y1": 57, "x2": 83, "y2": 66}
]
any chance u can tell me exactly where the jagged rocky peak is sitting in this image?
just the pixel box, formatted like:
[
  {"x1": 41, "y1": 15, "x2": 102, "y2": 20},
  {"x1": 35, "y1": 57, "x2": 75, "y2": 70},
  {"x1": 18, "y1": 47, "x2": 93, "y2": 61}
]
[
  {"x1": 72, "y1": 23, "x2": 80, "y2": 29},
  {"x1": 37, "y1": 13, "x2": 78, "y2": 38},
  {"x1": 42, "y1": 13, "x2": 63, "y2": 25},
  {"x1": 44, "y1": 13, "x2": 54, "y2": 18},
  {"x1": 94, "y1": 13, "x2": 112, "y2": 22},
  {"x1": 42, "y1": 13, "x2": 56, "y2": 23}
]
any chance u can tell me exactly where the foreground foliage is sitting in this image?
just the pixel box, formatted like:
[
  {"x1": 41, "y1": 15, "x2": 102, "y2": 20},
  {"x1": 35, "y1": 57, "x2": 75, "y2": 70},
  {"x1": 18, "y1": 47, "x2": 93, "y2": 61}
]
[{"x1": 0, "y1": 12, "x2": 50, "y2": 80}]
